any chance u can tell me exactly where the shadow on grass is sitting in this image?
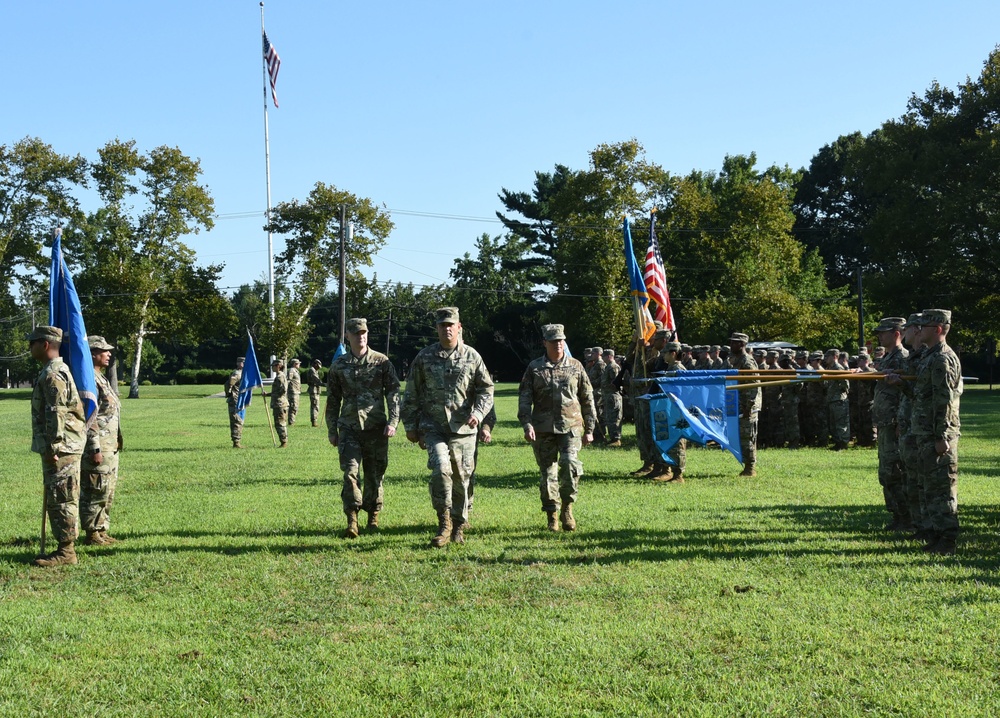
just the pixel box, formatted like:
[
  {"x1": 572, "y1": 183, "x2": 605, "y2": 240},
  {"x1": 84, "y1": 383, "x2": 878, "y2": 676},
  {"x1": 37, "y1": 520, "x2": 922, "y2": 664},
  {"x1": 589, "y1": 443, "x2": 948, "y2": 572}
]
[{"x1": 0, "y1": 391, "x2": 31, "y2": 401}]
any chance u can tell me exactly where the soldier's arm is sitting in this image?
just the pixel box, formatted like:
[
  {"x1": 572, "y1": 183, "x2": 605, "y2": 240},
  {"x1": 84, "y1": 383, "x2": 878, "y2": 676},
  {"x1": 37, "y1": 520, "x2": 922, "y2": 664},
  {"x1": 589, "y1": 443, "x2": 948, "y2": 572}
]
[
  {"x1": 517, "y1": 368, "x2": 534, "y2": 431},
  {"x1": 400, "y1": 355, "x2": 422, "y2": 437},
  {"x1": 325, "y1": 368, "x2": 344, "y2": 435},
  {"x1": 579, "y1": 368, "x2": 597, "y2": 434},
  {"x1": 383, "y1": 360, "x2": 402, "y2": 431},
  {"x1": 469, "y1": 355, "x2": 495, "y2": 426},
  {"x1": 43, "y1": 372, "x2": 73, "y2": 458}
]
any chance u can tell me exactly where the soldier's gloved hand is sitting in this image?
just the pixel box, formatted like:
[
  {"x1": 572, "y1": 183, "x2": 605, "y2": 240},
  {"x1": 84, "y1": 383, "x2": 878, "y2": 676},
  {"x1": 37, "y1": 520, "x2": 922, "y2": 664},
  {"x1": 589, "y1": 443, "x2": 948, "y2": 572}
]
[
  {"x1": 329, "y1": 432, "x2": 339, "y2": 447},
  {"x1": 406, "y1": 429, "x2": 420, "y2": 444}
]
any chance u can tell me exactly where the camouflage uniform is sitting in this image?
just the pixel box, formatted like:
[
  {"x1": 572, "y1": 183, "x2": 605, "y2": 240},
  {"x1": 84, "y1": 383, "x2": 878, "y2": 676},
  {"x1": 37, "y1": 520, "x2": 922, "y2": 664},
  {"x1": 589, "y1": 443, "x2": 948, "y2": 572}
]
[
  {"x1": 825, "y1": 352, "x2": 850, "y2": 449},
  {"x1": 627, "y1": 335, "x2": 663, "y2": 473},
  {"x1": 31, "y1": 355, "x2": 86, "y2": 545},
  {"x1": 400, "y1": 316, "x2": 494, "y2": 529},
  {"x1": 898, "y1": 342, "x2": 926, "y2": 532},
  {"x1": 81, "y1": 369, "x2": 122, "y2": 535},
  {"x1": 469, "y1": 405, "x2": 497, "y2": 517},
  {"x1": 873, "y1": 335, "x2": 909, "y2": 528},
  {"x1": 306, "y1": 363, "x2": 323, "y2": 426},
  {"x1": 854, "y1": 356, "x2": 877, "y2": 446},
  {"x1": 518, "y1": 343, "x2": 596, "y2": 516},
  {"x1": 586, "y1": 349, "x2": 606, "y2": 443},
  {"x1": 779, "y1": 355, "x2": 801, "y2": 449},
  {"x1": 327, "y1": 343, "x2": 401, "y2": 517},
  {"x1": 224, "y1": 363, "x2": 243, "y2": 446},
  {"x1": 911, "y1": 311, "x2": 962, "y2": 548},
  {"x1": 802, "y1": 355, "x2": 827, "y2": 446},
  {"x1": 270, "y1": 367, "x2": 289, "y2": 445},
  {"x1": 286, "y1": 362, "x2": 301, "y2": 425},
  {"x1": 601, "y1": 351, "x2": 622, "y2": 443},
  {"x1": 654, "y1": 347, "x2": 687, "y2": 477},
  {"x1": 760, "y1": 354, "x2": 784, "y2": 448},
  {"x1": 728, "y1": 335, "x2": 760, "y2": 474}
]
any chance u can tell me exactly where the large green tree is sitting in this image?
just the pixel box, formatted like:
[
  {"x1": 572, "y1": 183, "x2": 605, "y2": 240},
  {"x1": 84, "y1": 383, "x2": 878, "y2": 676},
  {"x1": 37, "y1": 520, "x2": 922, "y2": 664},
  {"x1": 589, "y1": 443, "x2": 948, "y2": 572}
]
[
  {"x1": 264, "y1": 182, "x2": 394, "y2": 359},
  {"x1": 70, "y1": 139, "x2": 228, "y2": 397},
  {"x1": 658, "y1": 154, "x2": 854, "y2": 347},
  {"x1": 498, "y1": 139, "x2": 667, "y2": 350}
]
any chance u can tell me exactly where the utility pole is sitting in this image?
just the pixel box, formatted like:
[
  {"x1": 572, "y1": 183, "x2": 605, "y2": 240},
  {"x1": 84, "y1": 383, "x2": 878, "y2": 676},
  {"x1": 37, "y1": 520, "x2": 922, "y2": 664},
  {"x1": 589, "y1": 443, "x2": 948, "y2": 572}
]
[
  {"x1": 338, "y1": 205, "x2": 347, "y2": 349},
  {"x1": 856, "y1": 266, "x2": 865, "y2": 351},
  {"x1": 385, "y1": 307, "x2": 392, "y2": 355}
]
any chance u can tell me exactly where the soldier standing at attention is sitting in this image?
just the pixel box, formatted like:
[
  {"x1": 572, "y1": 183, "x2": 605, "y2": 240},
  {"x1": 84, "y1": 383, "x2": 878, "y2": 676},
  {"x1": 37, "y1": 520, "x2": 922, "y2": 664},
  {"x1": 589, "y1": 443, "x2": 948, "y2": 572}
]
[
  {"x1": 627, "y1": 328, "x2": 667, "y2": 477},
  {"x1": 824, "y1": 348, "x2": 851, "y2": 451},
  {"x1": 28, "y1": 326, "x2": 86, "y2": 567},
  {"x1": 224, "y1": 356, "x2": 245, "y2": 448},
  {"x1": 908, "y1": 310, "x2": 962, "y2": 555},
  {"x1": 896, "y1": 315, "x2": 928, "y2": 539},
  {"x1": 854, "y1": 349, "x2": 877, "y2": 447},
  {"x1": 286, "y1": 358, "x2": 302, "y2": 425},
  {"x1": 401, "y1": 307, "x2": 494, "y2": 548},
  {"x1": 728, "y1": 332, "x2": 760, "y2": 477},
  {"x1": 327, "y1": 318, "x2": 401, "y2": 538},
  {"x1": 872, "y1": 317, "x2": 910, "y2": 531},
  {"x1": 267, "y1": 359, "x2": 289, "y2": 447},
  {"x1": 80, "y1": 336, "x2": 123, "y2": 547},
  {"x1": 518, "y1": 324, "x2": 596, "y2": 531},
  {"x1": 601, "y1": 348, "x2": 622, "y2": 446},
  {"x1": 586, "y1": 347, "x2": 606, "y2": 444},
  {"x1": 648, "y1": 341, "x2": 687, "y2": 482},
  {"x1": 778, "y1": 351, "x2": 801, "y2": 449},
  {"x1": 306, "y1": 359, "x2": 323, "y2": 426}
]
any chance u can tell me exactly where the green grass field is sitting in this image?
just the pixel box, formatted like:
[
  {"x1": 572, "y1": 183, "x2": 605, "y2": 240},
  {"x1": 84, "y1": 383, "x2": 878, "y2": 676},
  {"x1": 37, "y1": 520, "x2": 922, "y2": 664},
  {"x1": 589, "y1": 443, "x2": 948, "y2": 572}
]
[{"x1": 1, "y1": 383, "x2": 999, "y2": 717}]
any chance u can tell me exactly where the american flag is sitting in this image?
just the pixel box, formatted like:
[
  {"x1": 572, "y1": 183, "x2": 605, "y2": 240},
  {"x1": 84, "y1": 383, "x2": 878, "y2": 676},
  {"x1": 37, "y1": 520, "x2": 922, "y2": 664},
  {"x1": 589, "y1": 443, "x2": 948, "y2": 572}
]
[
  {"x1": 644, "y1": 211, "x2": 677, "y2": 337},
  {"x1": 263, "y1": 32, "x2": 281, "y2": 108}
]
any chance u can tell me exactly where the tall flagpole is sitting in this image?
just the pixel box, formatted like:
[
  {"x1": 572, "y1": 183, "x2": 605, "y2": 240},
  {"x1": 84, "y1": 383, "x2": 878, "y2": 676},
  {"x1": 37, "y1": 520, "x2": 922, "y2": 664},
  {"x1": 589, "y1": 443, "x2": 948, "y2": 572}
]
[{"x1": 260, "y1": 2, "x2": 276, "y2": 371}]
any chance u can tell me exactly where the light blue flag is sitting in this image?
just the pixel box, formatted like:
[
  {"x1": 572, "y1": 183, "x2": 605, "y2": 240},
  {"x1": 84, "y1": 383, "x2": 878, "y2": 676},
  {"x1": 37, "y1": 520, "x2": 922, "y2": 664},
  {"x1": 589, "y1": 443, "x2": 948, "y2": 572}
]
[
  {"x1": 331, "y1": 343, "x2": 346, "y2": 364},
  {"x1": 236, "y1": 334, "x2": 263, "y2": 419},
  {"x1": 49, "y1": 229, "x2": 97, "y2": 424},
  {"x1": 644, "y1": 371, "x2": 742, "y2": 465}
]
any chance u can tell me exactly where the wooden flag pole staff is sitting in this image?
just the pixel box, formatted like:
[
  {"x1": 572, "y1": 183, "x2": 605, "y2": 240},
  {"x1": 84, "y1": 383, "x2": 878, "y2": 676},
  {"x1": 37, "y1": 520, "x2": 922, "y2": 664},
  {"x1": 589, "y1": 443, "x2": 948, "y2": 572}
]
[
  {"x1": 260, "y1": 386, "x2": 277, "y2": 446},
  {"x1": 729, "y1": 372, "x2": 916, "y2": 392}
]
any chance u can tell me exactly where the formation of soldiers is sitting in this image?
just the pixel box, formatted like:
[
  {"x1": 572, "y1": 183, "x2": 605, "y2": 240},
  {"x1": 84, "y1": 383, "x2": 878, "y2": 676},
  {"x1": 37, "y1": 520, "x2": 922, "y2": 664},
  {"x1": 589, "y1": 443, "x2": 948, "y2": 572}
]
[{"x1": 22, "y1": 304, "x2": 963, "y2": 565}]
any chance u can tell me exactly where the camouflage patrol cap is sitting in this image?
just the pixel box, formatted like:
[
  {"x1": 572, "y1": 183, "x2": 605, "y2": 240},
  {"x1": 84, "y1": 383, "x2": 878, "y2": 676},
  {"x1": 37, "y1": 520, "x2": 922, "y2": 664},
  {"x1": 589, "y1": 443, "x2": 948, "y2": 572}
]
[
  {"x1": 346, "y1": 317, "x2": 368, "y2": 334},
  {"x1": 681, "y1": 344, "x2": 692, "y2": 352},
  {"x1": 728, "y1": 332, "x2": 749, "y2": 343},
  {"x1": 663, "y1": 341, "x2": 681, "y2": 353},
  {"x1": 603, "y1": 348, "x2": 615, "y2": 357},
  {"x1": 592, "y1": 346, "x2": 603, "y2": 355},
  {"x1": 710, "y1": 345, "x2": 721, "y2": 352},
  {"x1": 825, "y1": 348, "x2": 839, "y2": 356},
  {"x1": 903, "y1": 313, "x2": 923, "y2": 328},
  {"x1": 809, "y1": 351, "x2": 823, "y2": 361},
  {"x1": 237, "y1": 356, "x2": 245, "y2": 363},
  {"x1": 765, "y1": 350, "x2": 778, "y2": 358},
  {"x1": 434, "y1": 306, "x2": 460, "y2": 325},
  {"x1": 653, "y1": 329, "x2": 670, "y2": 339},
  {"x1": 290, "y1": 358, "x2": 301, "y2": 366},
  {"x1": 271, "y1": 358, "x2": 283, "y2": 367},
  {"x1": 857, "y1": 346, "x2": 869, "y2": 355},
  {"x1": 541, "y1": 324, "x2": 566, "y2": 341},
  {"x1": 920, "y1": 309, "x2": 951, "y2": 326},
  {"x1": 653, "y1": 320, "x2": 664, "y2": 331},
  {"x1": 87, "y1": 335, "x2": 114, "y2": 351},
  {"x1": 753, "y1": 348, "x2": 765, "y2": 356},
  {"x1": 312, "y1": 359, "x2": 322, "y2": 367},
  {"x1": 874, "y1": 317, "x2": 906, "y2": 333},
  {"x1": 795, "y1": 350, "x2": 808, "y2": 360},
  {"x1": 26, "y1": 325, "x2": 62, "y2": 343}
]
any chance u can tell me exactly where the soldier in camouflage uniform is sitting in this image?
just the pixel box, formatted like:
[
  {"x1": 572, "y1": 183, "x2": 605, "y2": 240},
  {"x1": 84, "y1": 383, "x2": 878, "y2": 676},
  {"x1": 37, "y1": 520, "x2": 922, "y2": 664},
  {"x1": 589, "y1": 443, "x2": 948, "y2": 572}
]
[
  {"x1": 728, "y1": 333, "x2": 761, "y2": 476},
  {"x1": 401, "y1": 307, "x2": 494, "y2": 548},
  {"x1": 872, "y1": 317, "x2": 910, "y2": 531},
  {"x1": 268, "y1": 359, "x2": 289, "y2": 447},
  {"x1": 681, "y1": 344, "x2": 695, "y2": 370},
  {"x1": 802, "y1": 352, "x2": 827, "y2": 447},
  {"x1": 224, "y1": 357, "x2": 244, "y2": 448},
  {"x1": 907, "y1": 310, "x2": 962, "y2": 555},
  {"x1": 648, "y1": 341, "x2": 687, "y2": 482},
  {"x1": 327, "y1": 318, "x2": 401, "y2": 538},
  {"x1": 896, "y1": 315, "x2": 928, "y2": 538},
  {"x1": 519, "y1": 324, "x2": 596, "y2": 531},
  {"x1": 306, "y1": 359, "x2": 323, "y2": 426},
  {"x1": 761, "y1": 350, "x2": 785, "y2": 448},
  {"x1": 824, "y1": 348, "x2": 850, "y2": 450},
  {"x1": 601, "y1": 348, "x2": 622, "y2": 446},
  {"x1": 28, "y1": 326, "x2": 86, "y2": 567},
  {"x1": 467, "y1": 404, "x2": 497, "y2": 526},
  {"x1": 778, "y1": 352, "x2": 801, "y2": 449},
  {"x1": 287, "y1": 358, "x2": 302, "y2": 425},
  {"x1": 80, "y1": 336, "x2": 123, "y2": 547},
  {"x1": 627, "y1": 328, "x2": 667, "y2": 477},
  {"x1": 854, "y1": 349, "x2": 877, "y2": 447},
  {"x1": 586, "y1": 347, "x2": 606, "y2": 444}
]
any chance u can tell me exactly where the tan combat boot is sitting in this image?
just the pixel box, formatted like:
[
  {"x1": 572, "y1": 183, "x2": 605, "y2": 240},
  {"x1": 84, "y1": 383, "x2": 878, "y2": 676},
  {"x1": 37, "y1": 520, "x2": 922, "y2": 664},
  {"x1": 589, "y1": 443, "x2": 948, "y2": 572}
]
[
  {"x1": 669, "y1": 468, "x2": 684, "y2": 484},
  {"x1": 430, "y1": 510, "x2": 452, "y2": 548},
  {"x1": 629, "y1": 463, "x2": 654, "y2": 477},
  {"x1": 233, "y1": 441, "x2": 242, "y2": 449},
  {"x1": 649, "y1": 464, "x2": 673, "y2": 482},
  {"x1": 344, "y1": 511, "x2": 359, "y2": 539},
  {"x1": 560, "y1": 504, "x2": 576, "y2": 532},
  {"x1": 546, "y1": 510, "x2": 560, "y2": 532},
  {"x1": 34, "y1": 542, "x2": 77, "y2": 567},
  {"x1": 739, "y1": 465, "x2": 756, "y2": 477},
  {"x1": 366, "y1": 511, "x2": 379, "y2": 531},
  {"x1": 99, "y1": 530, "x2": 118, "y2": 544},
  {"x1": 84, "y1": 531, "x2": 109, "y2": 546},
  {"x1": 451, "y1": 517, "x2": 465, "y2": 545}
]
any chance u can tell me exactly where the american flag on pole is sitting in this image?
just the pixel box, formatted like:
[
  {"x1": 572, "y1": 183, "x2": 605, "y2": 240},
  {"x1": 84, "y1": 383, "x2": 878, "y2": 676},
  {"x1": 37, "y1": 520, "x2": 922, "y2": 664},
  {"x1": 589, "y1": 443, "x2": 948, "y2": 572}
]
[
  {"x1": 263, "y1": 32, "x2": 281, "y2": 108},
  {"x1": 644, "y1": 210, "x2": 677, "y2": 338}
]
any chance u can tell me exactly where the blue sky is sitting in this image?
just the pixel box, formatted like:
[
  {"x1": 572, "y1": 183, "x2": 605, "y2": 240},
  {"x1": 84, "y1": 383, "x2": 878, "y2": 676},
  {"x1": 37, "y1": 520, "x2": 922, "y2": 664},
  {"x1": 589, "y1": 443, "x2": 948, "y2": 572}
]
[{"x1": 9, "y1": 1, "x2": 1000, "y2": 294}]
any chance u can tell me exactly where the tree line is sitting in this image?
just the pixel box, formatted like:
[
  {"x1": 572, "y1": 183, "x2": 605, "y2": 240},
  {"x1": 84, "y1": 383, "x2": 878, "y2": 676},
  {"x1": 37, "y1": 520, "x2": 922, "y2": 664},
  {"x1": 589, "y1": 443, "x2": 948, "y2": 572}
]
[{"x1": 3, "y1": 49, "x2": 998, "y2": 390}]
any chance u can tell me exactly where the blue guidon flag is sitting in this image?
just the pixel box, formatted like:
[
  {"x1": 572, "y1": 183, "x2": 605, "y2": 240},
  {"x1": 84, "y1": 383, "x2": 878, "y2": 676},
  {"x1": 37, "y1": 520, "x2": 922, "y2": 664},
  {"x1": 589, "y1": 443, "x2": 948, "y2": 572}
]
[
  {"x1": 49, "y1": 228, "x2": 97, "y2": 425},
  {"x1": 236, "y1": 333, "x2": 264, "y2": 420},
  {"x1": 642, "y1": 370, "x2": 743, "y2": 465}
]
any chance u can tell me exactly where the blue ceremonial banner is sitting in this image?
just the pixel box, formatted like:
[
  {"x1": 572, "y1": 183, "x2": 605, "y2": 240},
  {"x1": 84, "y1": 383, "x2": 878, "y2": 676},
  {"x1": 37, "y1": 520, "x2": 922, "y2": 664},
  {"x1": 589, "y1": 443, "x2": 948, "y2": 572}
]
[
  {"x1": 331, "y1": 343, "x2": 346, "y2": 364},
  {"x1": 644, "y1": 371, "x2": 742, "y2": 465},
  {"x1": 236, "y1": 334, "x2": 263, "y2": 419},
  {"x1": 49, "y1": 229, "x2": 97, "y2": 424}
]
